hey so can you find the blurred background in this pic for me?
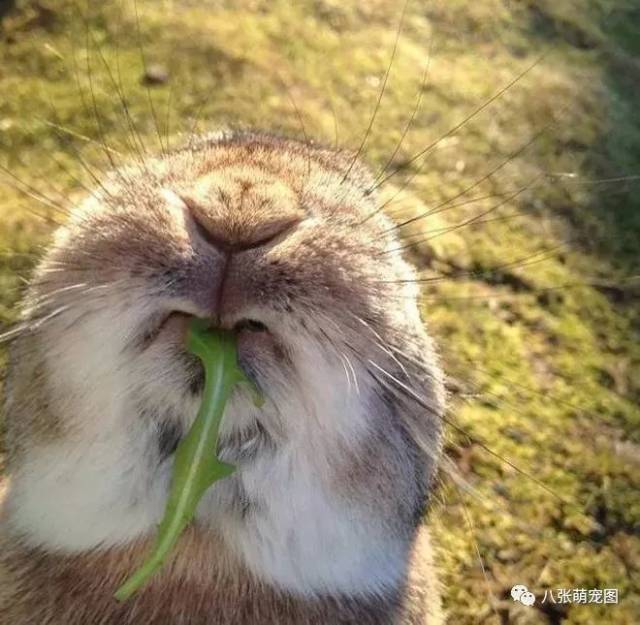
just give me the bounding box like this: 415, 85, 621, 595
0, 1, 638, 623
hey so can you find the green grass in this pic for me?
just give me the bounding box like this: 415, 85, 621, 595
1, 1, 639, 623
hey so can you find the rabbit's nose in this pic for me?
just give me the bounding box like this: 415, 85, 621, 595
181, 168, 304, 253
191, 209, 301, 254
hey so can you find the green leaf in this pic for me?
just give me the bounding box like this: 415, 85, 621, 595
114, 318, 261, 601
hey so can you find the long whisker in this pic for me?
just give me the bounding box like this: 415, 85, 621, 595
37, 108, 117, 202
133, 0, 166, 155
2, 305, 70, 341
383, 189, 522, 229
164, 72, 174, 153
0, 171, 71, 224
0, 324, 30, 345
276, 72, 312, 181
367, 360, 567, 502
0, 281, 122, 347
545, 172, 640, 185
384, 118, 560, 236
85, 11, 149, 168
39, 120, 122, 158
376, 241, 574, 286
370, 327, 639, 483
341, 0, 410, 183
327, 85, 340, 151
414, 275, 640, 301
370, 33, 436, 188
186, 98, 210, 147
79, 17, 121, 174
66, 14, 122, 173
451, 482, 500, 619
381, 177, 540, 256
367, 51, 549, 194
347, 312, 410, 379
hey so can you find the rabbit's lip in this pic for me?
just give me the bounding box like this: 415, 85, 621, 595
232, 318, 269, 334
135, 311, 191, 351
141, 311, 280, 382
235, 318, 281, 374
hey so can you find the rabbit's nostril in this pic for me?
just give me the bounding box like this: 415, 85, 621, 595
233, 319, 269, 334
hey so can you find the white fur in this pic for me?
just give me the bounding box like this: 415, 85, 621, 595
6, 302, 408, 597
7, 298, 177, 548
214, 331, 409, 596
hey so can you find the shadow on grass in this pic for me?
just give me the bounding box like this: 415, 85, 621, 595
529, 3, 640, 275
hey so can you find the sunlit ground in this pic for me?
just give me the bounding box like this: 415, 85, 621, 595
1, 1, 639, 623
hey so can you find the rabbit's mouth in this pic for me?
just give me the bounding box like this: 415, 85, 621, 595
139, 309, 288, 393
233, 317, 285, 382
138, 312, 274, 357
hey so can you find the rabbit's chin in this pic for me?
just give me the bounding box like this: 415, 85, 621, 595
195, 332, 413, 598
5, 308, 414, 598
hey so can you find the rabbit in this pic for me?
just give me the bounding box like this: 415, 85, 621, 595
0, 130, 445, 624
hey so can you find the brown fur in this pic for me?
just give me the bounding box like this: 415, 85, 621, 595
1, 131, 445, 624
0, 509, 442, 625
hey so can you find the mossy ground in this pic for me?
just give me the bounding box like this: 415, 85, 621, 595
1, 1, 638, 623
